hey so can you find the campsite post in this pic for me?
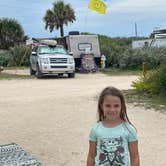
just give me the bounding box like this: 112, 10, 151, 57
142, 62, 147, 77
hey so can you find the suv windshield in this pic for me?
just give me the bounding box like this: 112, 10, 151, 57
39, 45, 67, 55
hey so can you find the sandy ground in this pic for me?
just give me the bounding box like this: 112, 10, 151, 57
0, 70, 166, 166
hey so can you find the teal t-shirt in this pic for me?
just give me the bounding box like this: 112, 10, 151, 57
89, 121, 138, 166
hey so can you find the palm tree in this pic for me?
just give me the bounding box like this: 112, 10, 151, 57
43, 0, 76, 37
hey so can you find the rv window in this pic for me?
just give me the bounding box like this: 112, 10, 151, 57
78, 43, 92, 51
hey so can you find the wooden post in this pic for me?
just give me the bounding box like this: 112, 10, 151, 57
0, 66, 4, 73
142, 62, 147, 77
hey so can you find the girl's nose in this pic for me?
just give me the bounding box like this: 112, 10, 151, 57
108, 107, 114, 112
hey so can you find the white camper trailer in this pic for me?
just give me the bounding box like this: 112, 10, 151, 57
56, 34, 101, 68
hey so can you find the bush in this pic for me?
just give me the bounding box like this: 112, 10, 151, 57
118, 47, 166, 70
8, 44, 31, 67
0, 50, 12, 67
98, 33, 166, 69
98, 35, 149, 68
132, 65, 166, 96
99, 35, 131, 67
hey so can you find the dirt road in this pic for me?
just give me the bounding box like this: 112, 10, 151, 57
0, 72, 165, 166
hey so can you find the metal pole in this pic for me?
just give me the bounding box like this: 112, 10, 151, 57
135, 22, 138, 37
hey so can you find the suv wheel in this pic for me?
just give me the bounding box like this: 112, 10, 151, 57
68, 72, 75, 78
58, 73, 63, 77
36, 64, 43, 79
30, 65, 36, 75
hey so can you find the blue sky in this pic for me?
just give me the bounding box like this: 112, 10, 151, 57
0, 0, 166, 38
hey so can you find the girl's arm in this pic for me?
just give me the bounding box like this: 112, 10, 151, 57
87, 141, 96, 166
129, 141, 140, 166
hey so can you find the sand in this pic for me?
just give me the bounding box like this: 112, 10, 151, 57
0, 70, 166, 166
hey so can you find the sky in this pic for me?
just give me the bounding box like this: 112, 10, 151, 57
0, 0, 166, 38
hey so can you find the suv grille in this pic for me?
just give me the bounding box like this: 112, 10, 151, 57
51, 66, 67, 68
50, 58, 67, 64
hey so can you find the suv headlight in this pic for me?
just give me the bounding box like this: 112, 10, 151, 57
40, 58, 49, 64
68, 58, 74, 64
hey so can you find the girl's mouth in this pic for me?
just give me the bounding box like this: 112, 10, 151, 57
107, 112, 117, 116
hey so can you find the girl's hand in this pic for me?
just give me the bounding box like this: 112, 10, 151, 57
87, 141, 96, 166
129, 141, 140, 166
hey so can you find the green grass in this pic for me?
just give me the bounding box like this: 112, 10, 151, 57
123, 89, 166, 114
100, 67, 141, 76
0, 73, 34, 80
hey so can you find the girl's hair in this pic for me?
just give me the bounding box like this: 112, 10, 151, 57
98, 86, 131, 123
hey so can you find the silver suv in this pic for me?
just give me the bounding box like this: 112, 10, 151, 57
30, 44, 75, 78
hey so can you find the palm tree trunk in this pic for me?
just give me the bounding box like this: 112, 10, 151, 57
60, 25, 64, 37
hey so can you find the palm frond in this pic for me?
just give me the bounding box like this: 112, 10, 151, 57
43, 0, 76, 36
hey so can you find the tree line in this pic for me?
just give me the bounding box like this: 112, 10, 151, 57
0, 0, 75, 50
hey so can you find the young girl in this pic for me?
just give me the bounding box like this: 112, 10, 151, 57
87, 87, 140, 166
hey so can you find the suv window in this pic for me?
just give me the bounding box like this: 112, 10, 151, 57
38, 45, 67, 55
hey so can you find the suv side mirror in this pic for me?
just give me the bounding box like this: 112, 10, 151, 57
69, 51, 73, 55
32, 51, 37, 56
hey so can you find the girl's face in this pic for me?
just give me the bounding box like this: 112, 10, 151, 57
102, 95, 122, 121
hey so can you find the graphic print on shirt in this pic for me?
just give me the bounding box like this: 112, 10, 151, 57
99, 137, 125, 165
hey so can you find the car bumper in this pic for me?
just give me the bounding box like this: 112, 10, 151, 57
40, 64, 75, 74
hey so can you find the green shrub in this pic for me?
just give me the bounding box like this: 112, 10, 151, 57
118, 47, 166, 70
132, 65, 166, 96
98, 35, 150, 68
9, 44, 31, 66
98, 34, 166, 69
157, 66, 166, 95
0, 50, 12, 67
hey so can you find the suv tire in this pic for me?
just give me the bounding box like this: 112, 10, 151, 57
30, 65, 36, 75
68, 72, 75, 78
58, 73, 63, 77
36, 64, 43, 79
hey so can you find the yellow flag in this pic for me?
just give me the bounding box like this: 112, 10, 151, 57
88, 0, 107, 14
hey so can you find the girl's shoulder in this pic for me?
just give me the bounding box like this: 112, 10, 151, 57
122, 121, 138, 141
91, 121, 102, 130
123, 121, 137, 132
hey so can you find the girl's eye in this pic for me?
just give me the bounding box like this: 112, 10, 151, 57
105, 104, 111, 107
104, 104, 120, 108
114, 104, 120, 108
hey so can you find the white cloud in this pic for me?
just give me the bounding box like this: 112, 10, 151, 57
108, 0, 166, 13
1, 0, 166, 37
